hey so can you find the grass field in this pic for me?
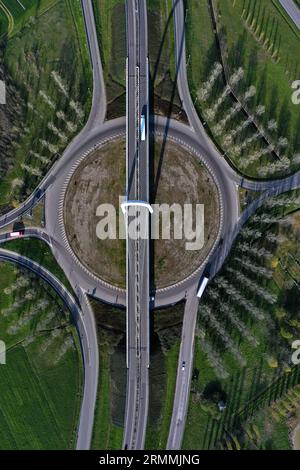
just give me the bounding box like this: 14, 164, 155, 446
0, 261, 82, 449
145, 341, 180, 449
0, 6, 8, 36
148, 0, 184, 120
0, 0, 92, 212
90, 299, 125, 450
90, 298, 184, 449
0, 0, 61, 35
148, 0, 175, 84
145, 303, 184, 449
183, 190, 300, 450
92, 0, 126, 119
3, 238, 73, 292
92, 0, 183, 120
91, 344, 124, 449
185, 0, 300, 178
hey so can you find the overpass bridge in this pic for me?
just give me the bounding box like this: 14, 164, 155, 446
122, 0, 150, 451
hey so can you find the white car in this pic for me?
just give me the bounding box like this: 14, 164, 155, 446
181, 361, 186, 371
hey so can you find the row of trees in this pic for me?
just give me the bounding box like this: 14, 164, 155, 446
0, 13, 88, 206
197, 58, 298, 176
1, 265, 72, 364
196, 191, 300, 378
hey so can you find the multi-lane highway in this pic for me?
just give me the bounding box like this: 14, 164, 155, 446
123, 0, 150, 450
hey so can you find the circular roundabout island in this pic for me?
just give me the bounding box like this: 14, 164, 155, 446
64, 136, 221, 289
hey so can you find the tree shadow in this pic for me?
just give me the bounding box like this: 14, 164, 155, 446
149, 0, 185, 291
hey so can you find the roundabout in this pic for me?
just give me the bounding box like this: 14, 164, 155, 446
40, 116, 235, 307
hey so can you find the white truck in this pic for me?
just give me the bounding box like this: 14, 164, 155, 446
140, 114, 146, 141
197, 276, 209, 299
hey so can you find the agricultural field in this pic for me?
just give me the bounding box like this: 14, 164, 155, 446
0, 260, 82, 449
0, 0, 60, 38
183, 189, 300, 450
0, 0, 92, 214
0, 7, 8, 37
185, 0, 300, 178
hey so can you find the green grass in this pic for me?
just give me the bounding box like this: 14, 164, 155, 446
183, 344, 300, 450
2, 238, 73, 293
92, 0, 126, 118
145, 303, 184, 449
0, 0, 60, 37
92, 0, 125, 85
145, 340, 180, 449
219, 0, 300, 139
92, 0, 181, 118
185, 0, 300, 178
186, 0, 219, 86
148, 0, 183, 118
0, 7, 8, 36
148, 0, 176, 83
0, 345, 81, 449
90, 299, 125, 450
183, 190, 300, 450
90, 299, 184, 450
247, 402, 291, 450
2, 0, 36, 25
91, 344, 123, 449
0, 261, 83, 449
0, 261, 65, 347
0, 0, 92, 210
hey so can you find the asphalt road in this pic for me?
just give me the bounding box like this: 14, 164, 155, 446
123, 0, 150, 450
167, 290, 199, 450
81, 0, 107, 126
279, 0, 300, 29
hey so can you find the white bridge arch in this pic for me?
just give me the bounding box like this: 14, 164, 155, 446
121, 200, 153, 214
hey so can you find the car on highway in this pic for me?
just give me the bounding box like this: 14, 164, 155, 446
9, 230, 25, 238
197, 276, 209, 299
140, 114, 146, 141
181, 361, 186, 371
